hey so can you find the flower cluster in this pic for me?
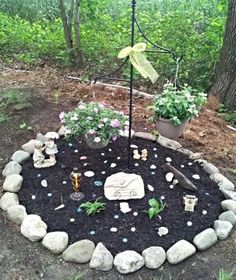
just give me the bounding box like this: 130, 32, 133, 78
60, 102, 129, 143
149, 82, 207, 125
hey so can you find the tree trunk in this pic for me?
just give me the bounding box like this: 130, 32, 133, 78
74, 0, 83, 66
59, 0, 73, 51
210, 0, 236, 109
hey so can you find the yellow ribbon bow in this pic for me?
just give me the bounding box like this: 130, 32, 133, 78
118, 42, 159, 84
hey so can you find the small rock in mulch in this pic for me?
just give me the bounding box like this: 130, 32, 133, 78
0, 192, 19, 211
22, 139, 36, 154
166, 239, 196, 264
214, 220, 233, 240
6, 205, 27, 225
221, 200, 236, 213
42, 231, 69, 254
193, 228, 217, 251
21, 214, 47, 242
11, 150, 30, 164
157, 136, 182, 150
3, 174, 23, 193
202, 162, 219, 175
2, 161, 22, 177
221, 189, 236, 201
114, 250, 144, 274
219, 210, 236, 226
142, 246, 166, 269
89, 242, 113, 271
62, 239, 95, 263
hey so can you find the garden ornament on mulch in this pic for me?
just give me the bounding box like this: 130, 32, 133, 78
183, 195, 198, 212
69, 167, 85, 201
118, 42, 159, 84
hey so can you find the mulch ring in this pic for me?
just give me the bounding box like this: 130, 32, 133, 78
18, 136, 224, 255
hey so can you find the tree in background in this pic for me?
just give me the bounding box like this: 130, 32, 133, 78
59, 0, 83, 65
210, 0, 236, 108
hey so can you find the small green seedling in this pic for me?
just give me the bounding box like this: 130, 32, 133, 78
80, 198, 106, 216
145, 198, 166, 220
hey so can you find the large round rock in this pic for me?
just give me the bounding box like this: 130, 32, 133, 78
89, 242, 113, 271
167, 240, 196, 264
62, 240, 95, 263
114, 250, 144, 274
193, 228, 217, 250
42, 232, 69, 254
142, 246, 166, 269
3, 174, 23, 193
0, 192, 19, 211
21, 214, 47, 242
7, 205, 27, 225
2, 161, 22, 177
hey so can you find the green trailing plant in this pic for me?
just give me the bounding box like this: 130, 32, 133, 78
80, 198, 106, 216
217, 268, 234, 280
149, 82, 207, 125
218, 104, 236, 125
145, 198, 166, 220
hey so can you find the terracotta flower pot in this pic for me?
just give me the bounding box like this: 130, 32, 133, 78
156, 118, 188, 139
83, 134, 110, 149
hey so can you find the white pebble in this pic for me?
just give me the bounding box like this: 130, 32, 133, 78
169, 184, 174, 189
188, 162, 193, 166
41, 179, 48, 188
74, 149, 78, 153
133, 212, 138, 216
202, 210, 207, 215
101, 153, 105, 156
173, 179, 179, 185
150, 165, 156, 170
117, 156, 121, 160
108, 148, 112, 152
153, 147, 157, 151
166, 172, 174, 182
62, 181, 67, 184
114, 215, 119, 219
158, 227, 168, 236
192, 174, 200, 180
104, 160, 108, 163
120, 202, 131, 213
181, 164, 185, 168
187, 221, 192, 226
131, 227, 136, 232
101, 171, 106, 175
80, 156, 87, 160
110, 227, 118, 232
84, 171, 94, 177
166, 157, 172, 162
70, 218, 75, 223
134, 163, 139, 167
110, 163, 116, 168
31, 195, 36, 200
154, 154, 158, 158
160, 196, 165, 200
130, 144, 138, 149
147, 184, 154, 191
83, 163, 87, 166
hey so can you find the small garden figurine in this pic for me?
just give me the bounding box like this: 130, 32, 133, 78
183, 195, 198, 212
33, 140, 45, 168
45, 132, 59, 163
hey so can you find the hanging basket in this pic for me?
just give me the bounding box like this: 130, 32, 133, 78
83, 134, 110, 149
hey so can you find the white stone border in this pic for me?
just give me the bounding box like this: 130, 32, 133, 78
0, 132, 235, 274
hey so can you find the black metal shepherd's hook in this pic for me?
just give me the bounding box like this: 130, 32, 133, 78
93, 0, 182, 171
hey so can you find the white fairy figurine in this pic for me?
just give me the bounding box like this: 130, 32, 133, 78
45, 132, 59, 162
33, 140, 45, 167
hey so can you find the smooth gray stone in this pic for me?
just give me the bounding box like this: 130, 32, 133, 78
221, 200, 236, 213
11, 150, 30, 164
6, 205, 27, 225
210, 173, 235, 191
114, 250, 144, 274
0, 192, 19, 211
62, 240, 95, 263
202, 162, 219, 175
167, 240, 196, 264
2, 161, 22, 177
142, 246, 166, 269
221, 189, 236, 201
89, 242, 113, 271
22, 139, 36, 154
214, 220, 233, 240
157, 136, 182, 150
193, 228, 217, 251
3, 174, 23, 193
42, 232, 69, 254
219, 210, 236, 226
134, 131, 157, 141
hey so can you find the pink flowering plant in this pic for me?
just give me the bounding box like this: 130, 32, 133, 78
60, 102, 129, 143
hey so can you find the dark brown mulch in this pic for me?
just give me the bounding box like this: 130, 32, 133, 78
18, 136, 224, 255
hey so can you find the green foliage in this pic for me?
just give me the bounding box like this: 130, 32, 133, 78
218, 104, 236, 124
73, 272, 85, 280
0, 0, 227, 89
80, 198, 106, 216
217, 268, 234, 280
0, 89, 31, 124
63, 102, 128, 142
149, 82, 207, 125
145, 198, 166, 220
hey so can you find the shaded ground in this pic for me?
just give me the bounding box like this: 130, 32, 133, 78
0, 66, 236, 280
